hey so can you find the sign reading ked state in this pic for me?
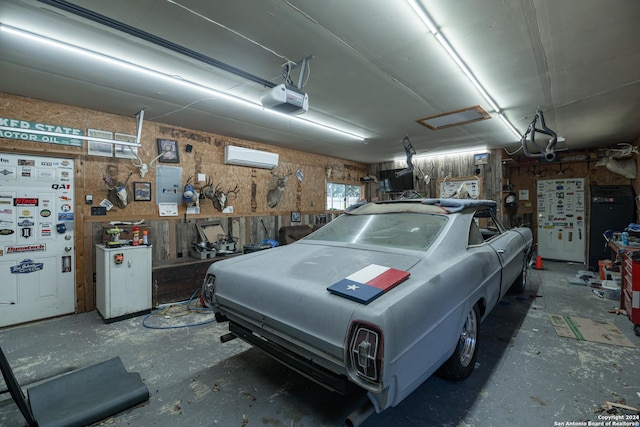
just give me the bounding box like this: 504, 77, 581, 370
0, 117, 83, 146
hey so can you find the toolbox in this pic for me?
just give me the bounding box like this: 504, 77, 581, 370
191, 221, 237, 259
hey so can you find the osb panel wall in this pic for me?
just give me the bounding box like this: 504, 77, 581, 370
1, 92, 365, 312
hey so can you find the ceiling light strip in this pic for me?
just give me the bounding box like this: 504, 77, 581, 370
0, 25, 365, 141
396, 145, 488, 161
406, 0, 439, 34
434, 34, 500, 113
406, 1, 522, 140
497, 113, 521, 139
35, 0, 276, 88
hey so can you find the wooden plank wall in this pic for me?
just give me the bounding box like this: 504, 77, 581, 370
505, 151, 638, 242
365, 149, 501, 204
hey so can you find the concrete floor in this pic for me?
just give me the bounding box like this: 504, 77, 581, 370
1, 261, 639, 427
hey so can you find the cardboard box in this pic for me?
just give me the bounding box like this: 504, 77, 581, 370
548, 314, 634, 348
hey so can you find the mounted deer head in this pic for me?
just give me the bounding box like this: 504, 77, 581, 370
213, 184, 240, 212
267, 167, 292, 208
596, 155, 637, 179
103, 169, 133, 209
129, 147, 165, 179
595, 143, 639, 179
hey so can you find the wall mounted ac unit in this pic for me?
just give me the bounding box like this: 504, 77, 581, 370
224, 145, 279, 169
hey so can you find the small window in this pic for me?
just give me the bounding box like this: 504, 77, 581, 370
474, 208, 503, 241
326, 182, 362, 210
468, 220, 484, 246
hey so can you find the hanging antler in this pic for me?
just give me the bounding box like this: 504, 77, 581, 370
201, 178, 215, 204
129, 147, 165, 179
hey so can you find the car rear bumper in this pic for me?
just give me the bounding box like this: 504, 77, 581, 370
228, 321, 352, 395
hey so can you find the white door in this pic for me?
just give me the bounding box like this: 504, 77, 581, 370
0, 153, 75, 327
536, 178, 586, 263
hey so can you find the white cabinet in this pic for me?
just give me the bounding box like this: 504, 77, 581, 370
96, 244, 152, 322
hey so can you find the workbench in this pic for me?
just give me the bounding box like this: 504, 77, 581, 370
152, 253, 240, 306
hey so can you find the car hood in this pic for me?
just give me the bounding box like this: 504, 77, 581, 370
212, 241, 422, 362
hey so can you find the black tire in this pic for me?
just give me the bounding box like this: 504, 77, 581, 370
509, 266, 527, 294
437, 304, 480, 381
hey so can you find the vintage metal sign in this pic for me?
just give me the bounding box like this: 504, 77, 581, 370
0, 118, 83, 146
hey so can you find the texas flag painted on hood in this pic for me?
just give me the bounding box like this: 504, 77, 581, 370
327, 264, 410, 304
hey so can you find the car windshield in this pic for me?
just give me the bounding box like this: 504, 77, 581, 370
306, 213, 448, 251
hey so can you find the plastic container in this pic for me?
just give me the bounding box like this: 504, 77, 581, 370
601, 280, 621, 300
142, 230, 148, 245
243, 243, 271, 253
132, 226, 140, 246
598, 259, 612, 280
621, 231, 629, 246
576, 270, 595, 279
567, 277, 587, 286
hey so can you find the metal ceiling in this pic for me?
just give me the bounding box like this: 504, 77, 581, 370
1, 0, 639, 164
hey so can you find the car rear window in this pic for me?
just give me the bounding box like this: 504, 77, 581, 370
306, 213, 448, 251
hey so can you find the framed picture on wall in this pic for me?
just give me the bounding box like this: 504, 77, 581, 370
133, 182, 152, 201
87, 129, 113, 157
157, 139, 180, 163
291, 211, 301, 223
114, 133, 138, 159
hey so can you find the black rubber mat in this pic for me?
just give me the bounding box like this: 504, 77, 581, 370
26, 357, 149, 427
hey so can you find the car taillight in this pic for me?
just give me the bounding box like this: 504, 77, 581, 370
348, 322, 383, 382
201, 274, 216, 307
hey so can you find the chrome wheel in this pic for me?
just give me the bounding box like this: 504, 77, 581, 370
201, 275, 216, 307
459, 307, 478, 368
437, 304, 481, 381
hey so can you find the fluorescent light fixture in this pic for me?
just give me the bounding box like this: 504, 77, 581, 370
405, 0, 439, 34
0, 24, 365, 142
406, 1, 521, 140
433, 33, 501, 114
394, 146, 488, 162
497, 112, 523, 140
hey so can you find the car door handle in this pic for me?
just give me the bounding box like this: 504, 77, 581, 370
496, 249, 505, 254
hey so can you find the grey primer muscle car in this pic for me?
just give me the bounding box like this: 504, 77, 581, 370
202, 199, 533, 422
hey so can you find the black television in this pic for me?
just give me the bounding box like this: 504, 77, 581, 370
379, 169, 414, 193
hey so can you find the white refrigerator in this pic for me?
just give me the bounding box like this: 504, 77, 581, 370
536, 178, 586, 263
96, 244, 152, 322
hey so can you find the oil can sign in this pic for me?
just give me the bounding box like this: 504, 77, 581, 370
10, 258, 44, 274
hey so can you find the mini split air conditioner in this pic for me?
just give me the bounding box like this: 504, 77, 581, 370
260, 84, 309, 114
224, 145, 279, 169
